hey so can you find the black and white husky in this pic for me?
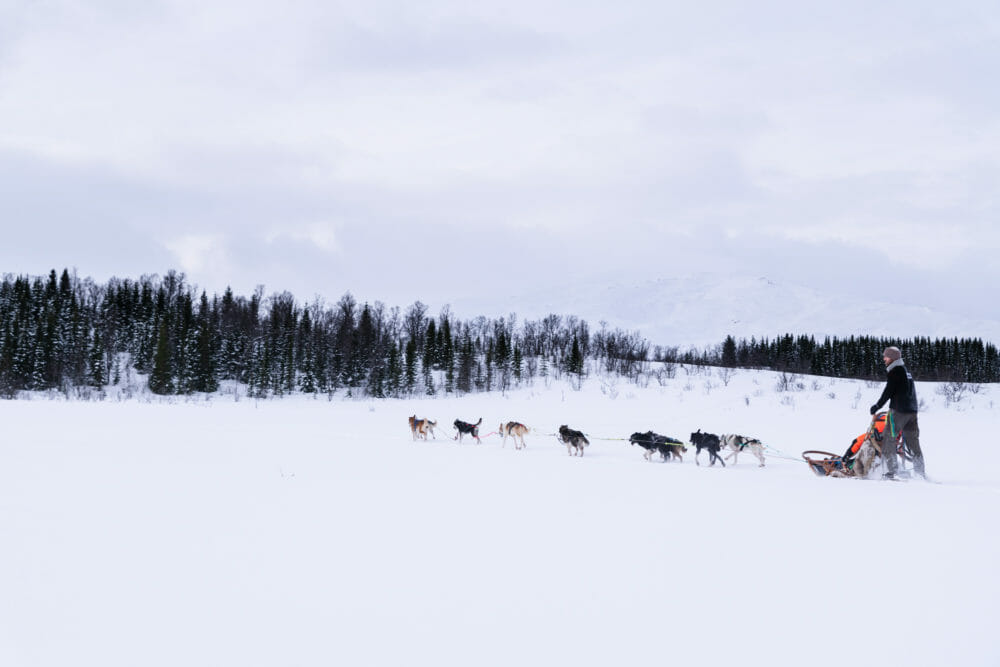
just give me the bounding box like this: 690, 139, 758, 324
453, 418, 482, 444
720, 434, 765, 467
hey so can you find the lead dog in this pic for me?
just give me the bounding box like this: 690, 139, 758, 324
453, 418, 482, 444
721, 434, 766, 467
690, 429, 725, 467
499, 421, 529, 450
558, 425, 589, 456
628, 431, 687, 462
409, 415, 437, 441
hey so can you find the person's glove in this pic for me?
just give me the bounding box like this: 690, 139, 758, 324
870, 404, 878, 415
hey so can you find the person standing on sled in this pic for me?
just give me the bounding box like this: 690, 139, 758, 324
870, 346, 926, 480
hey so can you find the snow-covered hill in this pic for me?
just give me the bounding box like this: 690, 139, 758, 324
448, 272, 1000, 349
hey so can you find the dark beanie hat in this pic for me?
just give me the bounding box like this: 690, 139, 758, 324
883, 346, 901, 361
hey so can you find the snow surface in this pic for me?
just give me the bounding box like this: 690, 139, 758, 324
2, 369, 999, 667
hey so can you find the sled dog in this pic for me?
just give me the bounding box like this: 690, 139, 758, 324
558, 425, 590, 457
409, 415, 437, 441
690, 430, 725, 466
721, 434, 765, 467
500, 421, 529, 450
453, 418, 483, 444
629, 431, 686, 462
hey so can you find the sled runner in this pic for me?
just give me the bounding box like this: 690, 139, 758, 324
802, 450, 852, 477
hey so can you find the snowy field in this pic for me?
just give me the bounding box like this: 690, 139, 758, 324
2, 368, 999, 667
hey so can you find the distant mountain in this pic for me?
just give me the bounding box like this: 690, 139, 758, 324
447, 273, 1000, 349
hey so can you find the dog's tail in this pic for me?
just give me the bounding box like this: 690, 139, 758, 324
475, 417, 482, 426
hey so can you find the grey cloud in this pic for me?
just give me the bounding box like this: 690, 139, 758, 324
308, 17, 563, 74
1, 0, 997, 328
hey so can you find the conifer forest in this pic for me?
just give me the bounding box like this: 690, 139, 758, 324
1, 269, 996, 399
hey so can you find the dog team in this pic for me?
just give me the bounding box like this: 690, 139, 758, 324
409, 415, 530, 450
408, 415, 765, 466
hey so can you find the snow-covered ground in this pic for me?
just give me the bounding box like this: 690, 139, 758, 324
2, 368, 998, 667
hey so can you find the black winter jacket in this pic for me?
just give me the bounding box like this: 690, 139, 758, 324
874, 360, 919, 413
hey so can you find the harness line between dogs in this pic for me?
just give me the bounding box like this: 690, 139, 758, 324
435, 421, 801, 463
761, 444, 802, 462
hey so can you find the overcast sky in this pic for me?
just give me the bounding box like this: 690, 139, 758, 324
1, 0, 997, 321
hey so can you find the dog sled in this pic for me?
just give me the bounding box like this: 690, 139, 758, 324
802, 412, 915, 479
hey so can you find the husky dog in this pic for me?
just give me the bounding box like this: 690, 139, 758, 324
851, 435, 881, 479
409, 415, 437, 441
558, 425, 590, 457
453, 418, 483, 444
721, 434, 766, 467
499, 421, 529, 450
690, 430, 725, 467
629, 431, 687, 462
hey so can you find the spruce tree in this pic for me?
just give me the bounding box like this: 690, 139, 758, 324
387, 342, 403, 397
192, 292, 219, 393
568, 335, 584, 377
512, 344, 523, 384
88, 328, 106, 388
424, 320, 437, 370
721, 335, 737, 367
457, 333, 474, 394
148, 322, 174, 394
404, 339, 417, 394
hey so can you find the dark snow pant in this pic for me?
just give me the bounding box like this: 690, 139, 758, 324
886, 410, 925, 477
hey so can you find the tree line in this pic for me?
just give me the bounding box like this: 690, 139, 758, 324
1, 269, 996, 399
697, 333, 999, 383
0, 270, 640, 398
